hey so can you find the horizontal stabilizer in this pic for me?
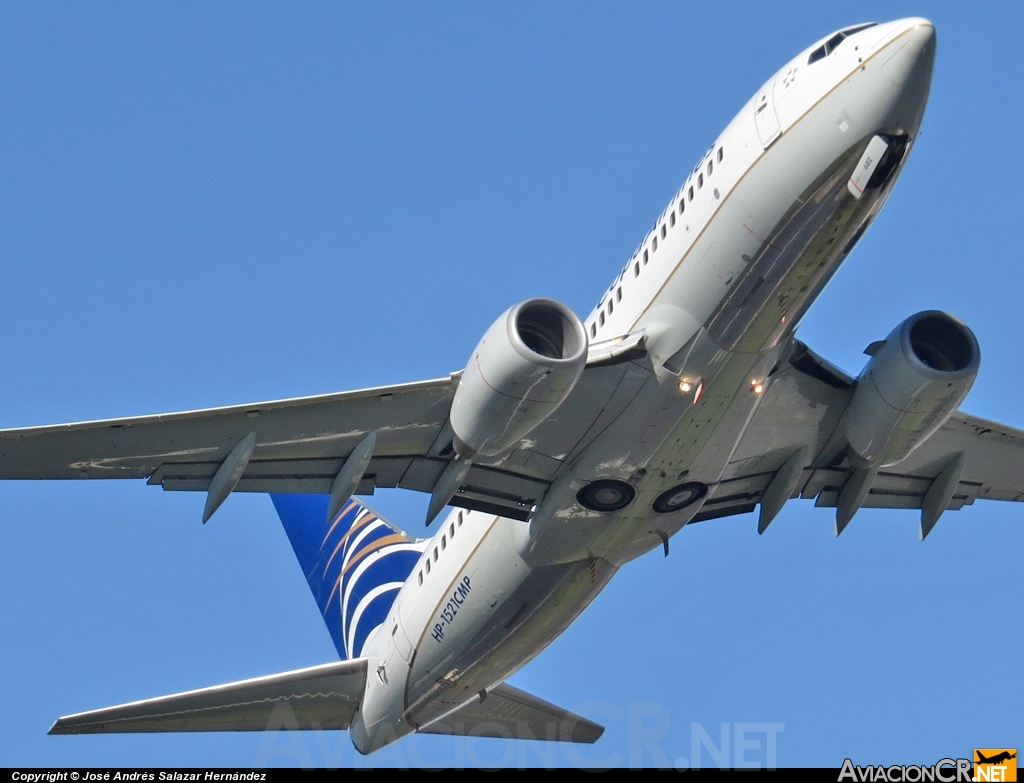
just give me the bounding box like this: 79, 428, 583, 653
49, 659, 367, 734
419, 683, 604, 744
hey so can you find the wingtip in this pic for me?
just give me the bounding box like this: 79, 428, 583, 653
588, 722, 606, 743
47, 715, 88, 735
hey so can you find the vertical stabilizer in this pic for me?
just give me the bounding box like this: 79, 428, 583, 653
271, 494, 426, 659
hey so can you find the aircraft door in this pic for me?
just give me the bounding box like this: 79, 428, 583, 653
391, 596, 415, 664
754, 73, 781, 148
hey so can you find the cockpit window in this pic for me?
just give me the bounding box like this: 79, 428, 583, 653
808, 33, 846, 64
807, 23, 876, 65
842, 22, 878, 36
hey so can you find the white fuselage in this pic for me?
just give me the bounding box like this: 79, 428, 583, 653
350, 18, 936, 753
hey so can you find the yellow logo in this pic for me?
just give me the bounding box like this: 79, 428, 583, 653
975, 749, 1017, 782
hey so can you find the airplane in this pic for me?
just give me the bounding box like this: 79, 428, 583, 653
7, 15, 1019, 756
976, 751, 1016, 765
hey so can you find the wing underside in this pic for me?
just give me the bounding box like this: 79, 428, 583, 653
697, 342, 1024, 527
0, 376, 550, 520
0, 354, 643, 521
1, 337, 1022, 529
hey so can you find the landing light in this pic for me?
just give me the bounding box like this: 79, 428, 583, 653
751, 379, 765, 395
679, 380, 692, 393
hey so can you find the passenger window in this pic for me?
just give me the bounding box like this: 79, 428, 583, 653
418, 571, 423, 585
643, 249, 649, 264
660, 225, 667, 239
634, 262, 640, 277
441, 535, 446, 550
688, 186, 694, 201
670, 211, 676, 227
698, 173, 703, 189
652, 236, 658, 252
616, 287, 622, 302
680, 199, 685, 214
433, 547, 438, 562
717, 147, 723, 163
426, 559, 431, 574
450, 523, 455, 538
591, 322, 597, 338
607, 299, 613, 314
458, 512, 463, 526
707, 161, 713, 176
599, 311, 605, 326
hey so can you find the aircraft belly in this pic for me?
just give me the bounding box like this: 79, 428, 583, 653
652, 49, 921, 341
403, 556, 616, 729
703, 136, 902, 354
527, 66, 924, 568
581, 346, 786, 565
401, 517, 531, 712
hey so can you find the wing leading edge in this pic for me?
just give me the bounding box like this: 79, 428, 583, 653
0, 349, 654, 522
0, 375, 551, 520
4, 336, 1022, 533
0, 377, 455, 483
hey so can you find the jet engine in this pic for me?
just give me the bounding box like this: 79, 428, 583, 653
450, 298, 588, 458
841, 310, 979, 467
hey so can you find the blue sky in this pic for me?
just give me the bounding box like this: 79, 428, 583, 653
0, 1, 1021, 769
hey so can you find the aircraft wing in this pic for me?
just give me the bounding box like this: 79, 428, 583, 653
5, 332, 1018, 532
0, 354, 643, 521
0, 377, 456, 489
48, 659, 367, 733
696, 341, 1024, 531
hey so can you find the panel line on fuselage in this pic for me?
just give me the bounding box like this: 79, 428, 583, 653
619, 24, 924, 336
402, 513, 501, 722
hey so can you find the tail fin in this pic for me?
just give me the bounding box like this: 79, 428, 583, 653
271, 494, 426, 660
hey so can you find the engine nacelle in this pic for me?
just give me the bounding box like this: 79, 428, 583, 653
842, 311, 980, 467
451, 298, 588, 458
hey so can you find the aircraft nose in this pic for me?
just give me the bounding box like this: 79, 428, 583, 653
878, 19, 936, 89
